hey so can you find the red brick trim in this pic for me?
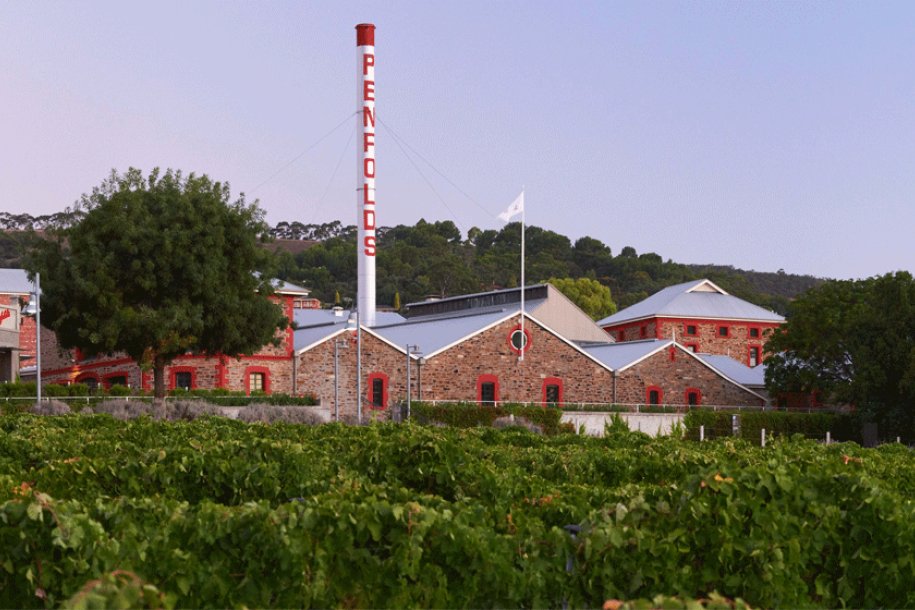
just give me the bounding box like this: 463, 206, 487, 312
366, 372, 388, 409
508, 324, 532, 354
244, 366, 271, 395
170, 366, 197, 390
685, 387, 702, 406
646, 385, 663, 405
541, 377, 563, 407
477, 374, 499, 405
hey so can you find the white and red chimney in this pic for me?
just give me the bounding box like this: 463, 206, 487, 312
356, 23, 377, 327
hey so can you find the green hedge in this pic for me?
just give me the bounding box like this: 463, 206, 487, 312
684, 409, 864, 443
411, 401, 563, 434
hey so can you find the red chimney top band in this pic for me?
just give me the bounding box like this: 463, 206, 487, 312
356, 23, 375, 46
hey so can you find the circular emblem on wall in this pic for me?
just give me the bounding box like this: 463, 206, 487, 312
508, 324, 531, 354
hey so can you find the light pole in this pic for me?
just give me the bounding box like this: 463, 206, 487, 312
405, 344, 421, 421
22, 273, 41, 403
333, 336, 350, 422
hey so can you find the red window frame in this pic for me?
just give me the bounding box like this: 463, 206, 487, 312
366, 372, 388, 409
477, 374, 499, 406
169, 367, 197, 391
646, 385, 663, 405
685, 387, 702, 406
717, 325, 730, 338
507, 324, 532, 355
748, 326, 761, 339
684, 323, 698, 336
102, 372, 129, 390
542, 377, 563, 407
748, 346, 761, 367
244, 366, 271, 395
684, 342, 700, 353
75, 373, 100, 391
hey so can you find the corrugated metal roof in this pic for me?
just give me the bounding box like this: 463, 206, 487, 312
293, 324, 348, 352
580, 339, 670, 371
293, 308, 405, 329
371, 309, 514, 357
270, 278, 310, 296
597, 279, 784, 325
695, 353, 767, 387
0, 268, 34, 295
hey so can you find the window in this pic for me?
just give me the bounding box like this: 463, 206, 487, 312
542, 377, 563, 407
749, 327, 760, 339
105, 375, 127, 389
686, 388, 701, 406
477, 374, 499, 406
174, 371, 192, 390
366, 372, 388, 408
244, 366, 271, 395
646, 386, 662, 405
685, 324, 697, 336
718, 326, 730, 337
76, 374, 99, 392
249, 372, 265, 392
749, 346, 761, 367
640, 325, 647, 338
508, 325, 531, 354
685, 343, 699, 353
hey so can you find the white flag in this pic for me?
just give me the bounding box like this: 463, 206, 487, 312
497, 191, 524, 222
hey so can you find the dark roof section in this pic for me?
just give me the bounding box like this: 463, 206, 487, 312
404, 284, 549, 319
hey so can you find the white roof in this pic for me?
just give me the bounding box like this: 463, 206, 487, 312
271, 278, 310, 296
695, 353, 767, 387
293, 308, 405, 329
0, 268, 34, 295
371, 309, 513, 358
580, 339, 673, 371
598, 279, 784, 326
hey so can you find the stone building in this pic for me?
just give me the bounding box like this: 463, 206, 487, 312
597, 279, 784, 367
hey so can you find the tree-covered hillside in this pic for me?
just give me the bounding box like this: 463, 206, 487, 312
269, 219, 822, 315
3, 213, 822, 315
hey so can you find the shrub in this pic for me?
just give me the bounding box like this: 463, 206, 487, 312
29, 400, 72, 416
43, 384, 70, 397
492, 415, 542, 435
237, 404, 327, 425
107, 384, 132, 397
411, 402, 562, 435
166, 400, 224, 421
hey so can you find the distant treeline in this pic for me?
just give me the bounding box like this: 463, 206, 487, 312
1, 214, 822, 314
269, 219, 823, 314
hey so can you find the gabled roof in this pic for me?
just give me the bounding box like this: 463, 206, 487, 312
597, 279, 784, 326
294, 325, 348, 353
580, 339, 673, 371
694, 353, 767, 387
270, 278, 310, 296
0, 268, 34, 295
371, 309, 514, 358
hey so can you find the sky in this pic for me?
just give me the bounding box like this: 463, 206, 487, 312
1, 1, 913, 280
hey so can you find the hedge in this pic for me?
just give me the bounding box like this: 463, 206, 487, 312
684, 409, 864, 443
410, 401, 563, 434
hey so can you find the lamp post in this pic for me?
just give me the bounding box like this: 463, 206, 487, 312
333, 336, 350, 422
22, 273, 41, 403
405, 344, 421, 421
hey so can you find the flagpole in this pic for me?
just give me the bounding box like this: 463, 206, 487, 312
519, 187, 525, 363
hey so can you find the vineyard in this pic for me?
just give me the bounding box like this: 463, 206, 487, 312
2, 414, 914, 608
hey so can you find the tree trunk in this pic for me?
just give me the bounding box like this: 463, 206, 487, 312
153, 358, 167, 419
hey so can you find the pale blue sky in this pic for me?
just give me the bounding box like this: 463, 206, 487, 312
2, 1, 913, 279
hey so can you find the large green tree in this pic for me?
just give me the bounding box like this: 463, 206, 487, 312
765, 272, 915, 434
547, 277, 617, 320
26, 168, 286, 399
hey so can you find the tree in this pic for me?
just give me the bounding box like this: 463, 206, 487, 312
765, 272, 915, 435
547, 277, 617, 320
26, 168, 287, 400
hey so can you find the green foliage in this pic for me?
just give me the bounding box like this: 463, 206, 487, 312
411, 401, 562, 434
548, 276, 617, 319
25, 168, 287, 398
1, 417, 915, 607
766, 272, 915, 436
683, 409, 865, 443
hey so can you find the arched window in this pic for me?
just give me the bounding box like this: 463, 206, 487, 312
477, 374, 499, 406
542, 377, 563, 407
75, 373, 99, 393
646, 386, 663, 405
366, 372, 388, 409
103, 373, 128, 389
